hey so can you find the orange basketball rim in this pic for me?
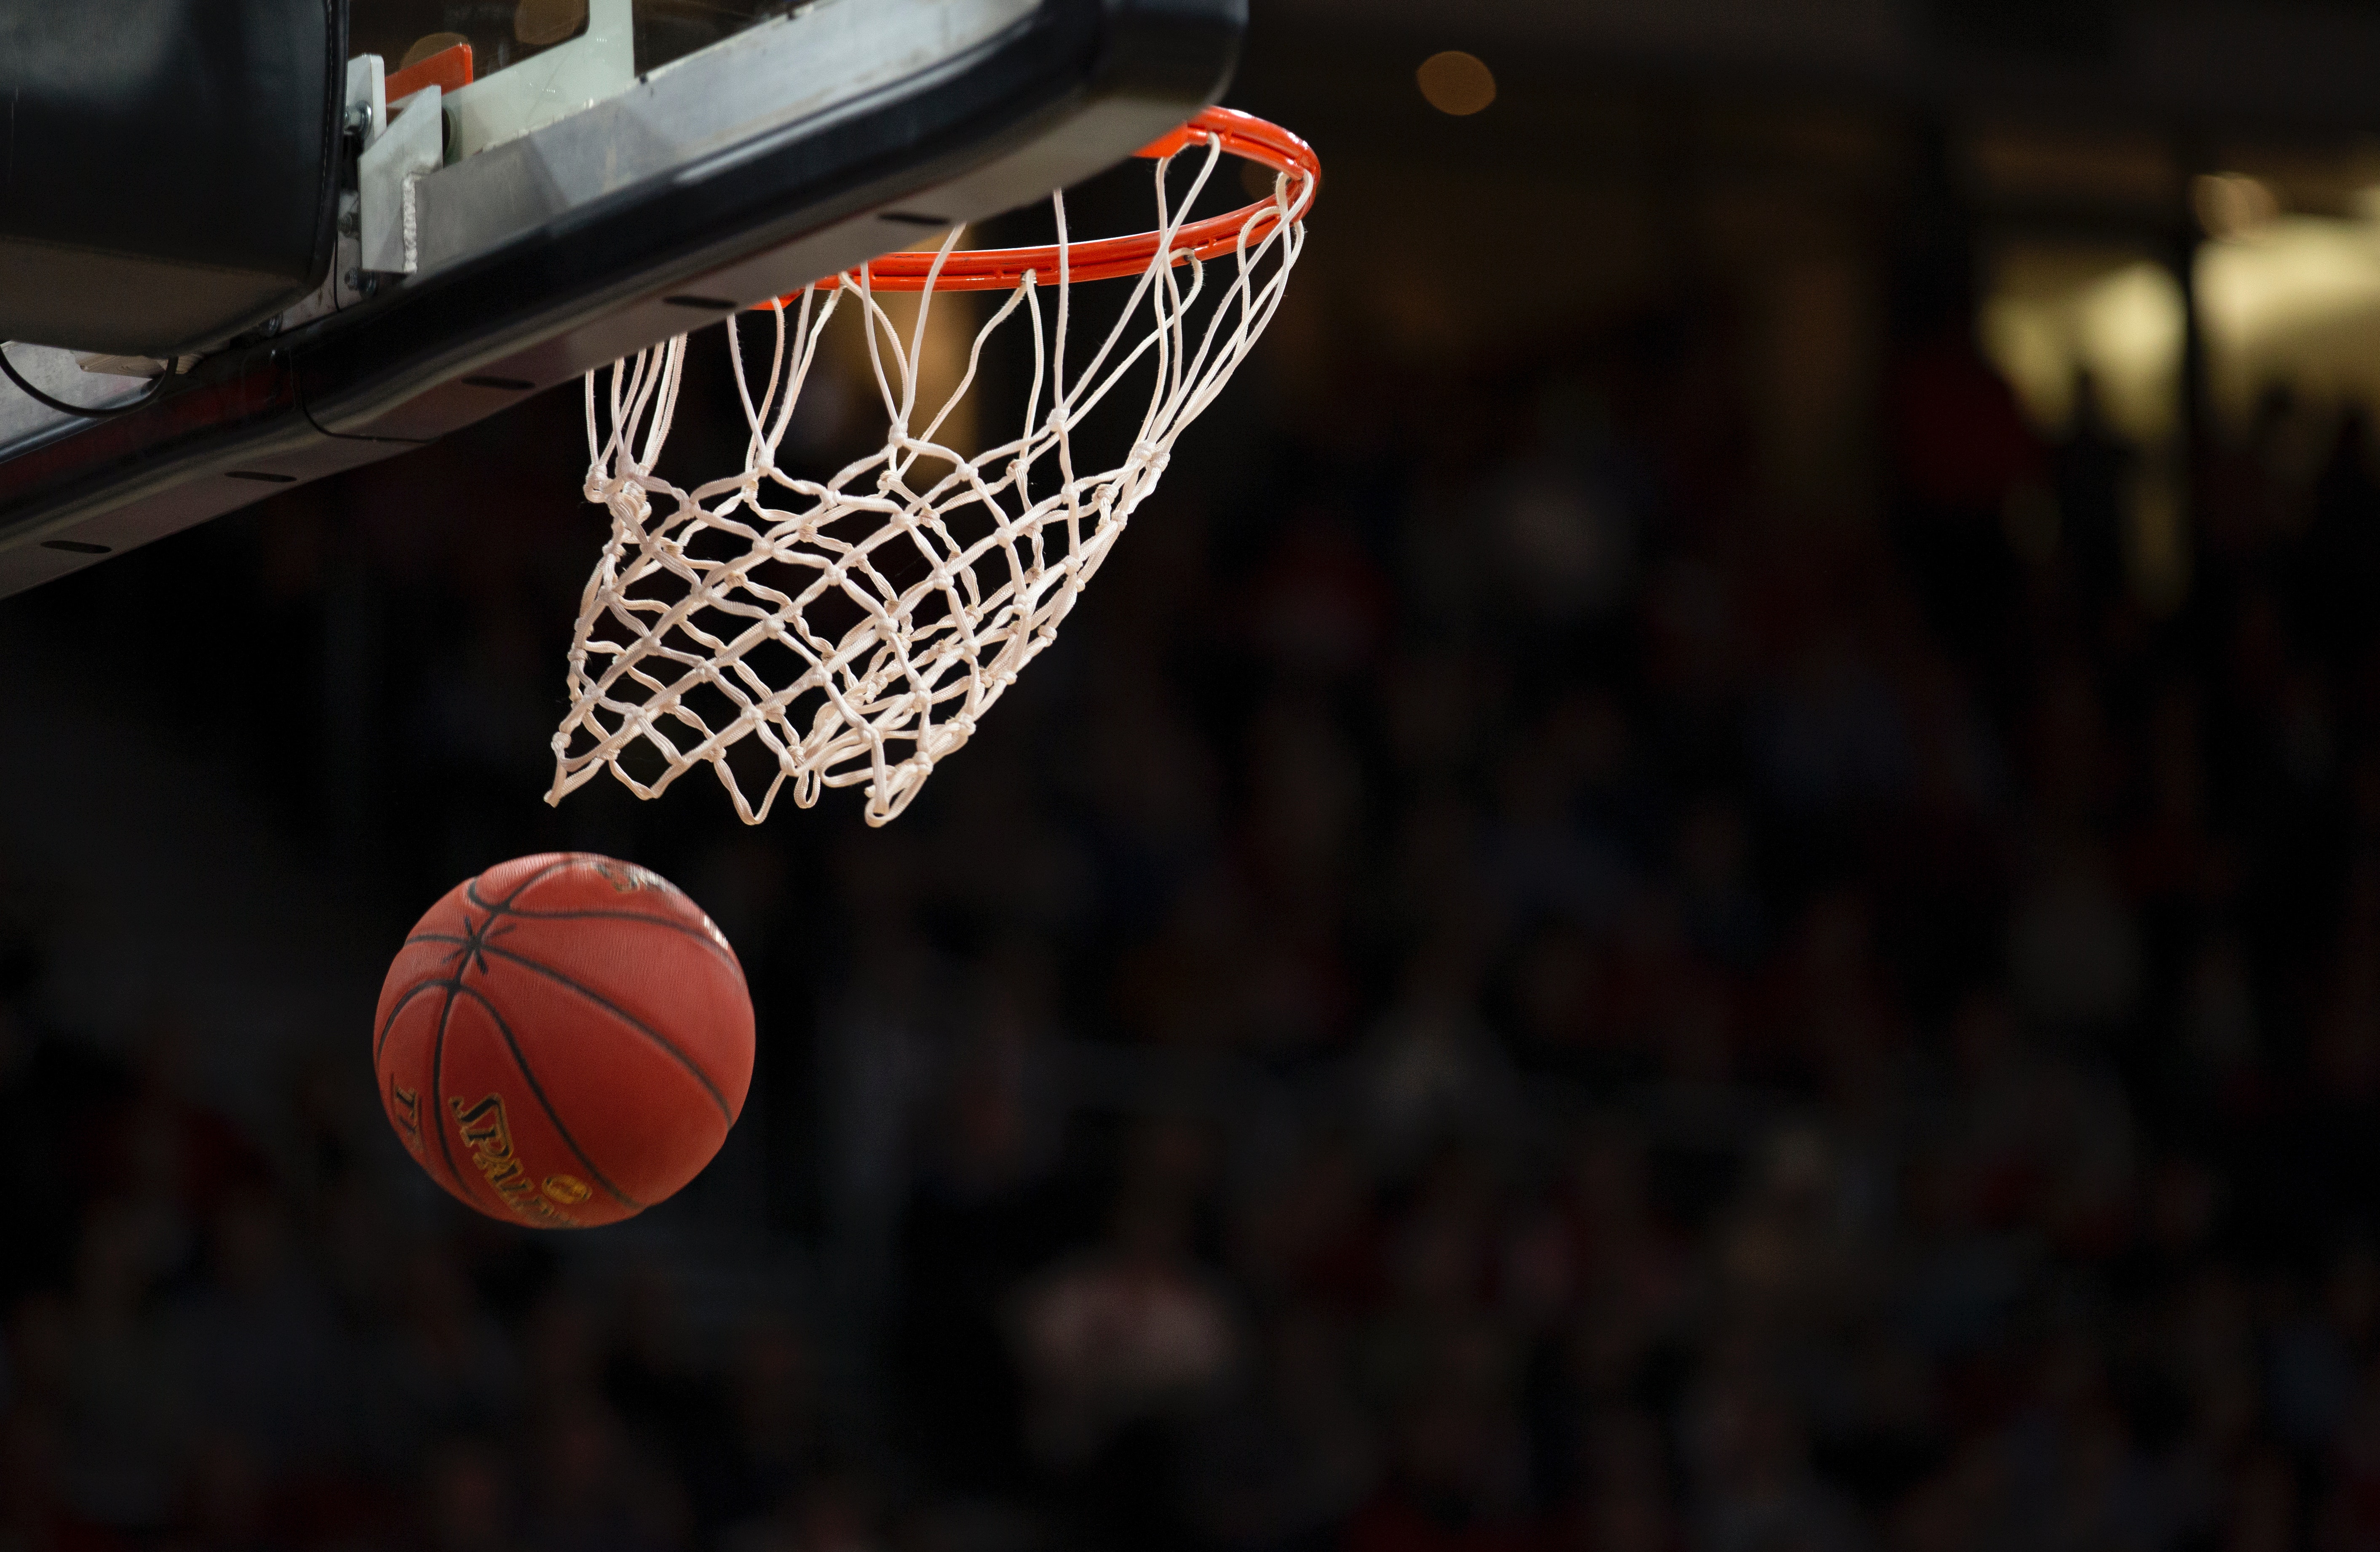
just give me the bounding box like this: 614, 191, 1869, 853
800, 105, 1321, 297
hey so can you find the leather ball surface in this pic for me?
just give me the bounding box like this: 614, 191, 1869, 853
373, 853, 754, 1228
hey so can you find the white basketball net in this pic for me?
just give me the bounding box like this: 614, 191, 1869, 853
547, 135, 1308, 825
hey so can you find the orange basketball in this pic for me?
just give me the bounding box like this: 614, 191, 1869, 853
373, 853, 755, 1229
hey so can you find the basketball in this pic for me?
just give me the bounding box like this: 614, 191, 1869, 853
373, 853, 754, 1229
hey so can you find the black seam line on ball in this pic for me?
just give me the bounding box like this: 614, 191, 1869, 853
450, 983, 641, 1210
466, 892, 725, 944
429, 983, 467, 1198
472, 942, 733, 1122
449, 912, 495, 975
374, 976, 449, 1066
463, 867, 738, 971
470, 906, 739, 968
465, 874, 731, 952
480, 857, 580, 914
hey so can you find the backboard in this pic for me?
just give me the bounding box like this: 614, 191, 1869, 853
0, 0, 1245, 597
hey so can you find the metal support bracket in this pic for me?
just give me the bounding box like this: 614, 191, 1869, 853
445, 0, 635, 159
345, 53, 388, 147
360, 88, 445, 276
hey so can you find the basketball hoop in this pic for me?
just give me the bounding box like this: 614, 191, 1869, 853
548, 106, 1319, 825
857, 109, 1318, 291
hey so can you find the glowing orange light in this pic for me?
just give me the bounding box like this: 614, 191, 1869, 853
1417, 51, 1496, 117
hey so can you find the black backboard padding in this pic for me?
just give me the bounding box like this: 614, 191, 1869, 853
0, 0, 346, 356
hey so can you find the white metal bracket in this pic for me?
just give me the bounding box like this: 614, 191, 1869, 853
360, 87, 445, 276
345, 53, 388, 147
445, 0, 636, 159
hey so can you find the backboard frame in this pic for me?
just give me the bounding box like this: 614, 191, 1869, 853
0, 0, 1245, 597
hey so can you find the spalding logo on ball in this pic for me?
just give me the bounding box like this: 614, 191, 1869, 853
374, 853, 755, 1229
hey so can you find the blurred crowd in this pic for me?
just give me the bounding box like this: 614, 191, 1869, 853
10, 200, 2380, 1552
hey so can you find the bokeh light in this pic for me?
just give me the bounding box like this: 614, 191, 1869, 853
2194, 172, 2281, 239
1416, 50, 1497, 117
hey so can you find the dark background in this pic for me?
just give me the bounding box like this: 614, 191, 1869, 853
11, 2, 2380, 1548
